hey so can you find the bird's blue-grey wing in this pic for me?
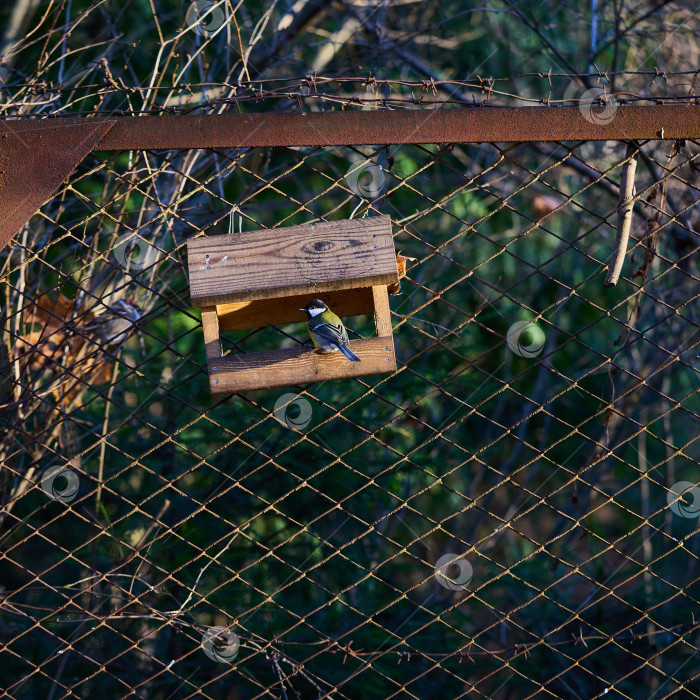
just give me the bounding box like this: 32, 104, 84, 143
312, 321, 348, 347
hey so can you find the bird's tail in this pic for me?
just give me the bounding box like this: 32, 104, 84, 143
338, 344, 361, 362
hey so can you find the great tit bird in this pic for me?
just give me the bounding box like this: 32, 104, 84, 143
300, 299, 361, 362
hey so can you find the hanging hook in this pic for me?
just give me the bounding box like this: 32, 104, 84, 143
228, 207, 235, 235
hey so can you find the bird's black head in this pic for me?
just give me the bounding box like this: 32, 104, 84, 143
300, 299, 328, 317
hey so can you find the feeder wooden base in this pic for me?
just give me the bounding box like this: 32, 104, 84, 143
208, 336, 396, 393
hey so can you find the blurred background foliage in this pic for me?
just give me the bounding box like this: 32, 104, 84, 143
0, 0, 699, 697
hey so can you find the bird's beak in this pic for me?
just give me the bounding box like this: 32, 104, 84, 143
299, 308, 306, 312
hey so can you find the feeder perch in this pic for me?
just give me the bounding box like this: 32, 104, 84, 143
186, 215, 399, 394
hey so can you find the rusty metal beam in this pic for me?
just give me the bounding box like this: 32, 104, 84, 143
0, 106, 698, 251
0, 118, 115, 251
93, 106, 699, 150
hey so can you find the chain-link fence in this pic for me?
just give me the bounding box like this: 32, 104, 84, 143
1, 112, 699, 699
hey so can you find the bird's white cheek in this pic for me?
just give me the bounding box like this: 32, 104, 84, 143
308, 308, 324, 317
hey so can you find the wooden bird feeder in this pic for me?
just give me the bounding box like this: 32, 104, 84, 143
186, 215, 399, 393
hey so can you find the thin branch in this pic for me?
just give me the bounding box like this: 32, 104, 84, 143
605, 141, 639, 287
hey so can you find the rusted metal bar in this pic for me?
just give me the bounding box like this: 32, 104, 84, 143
4, 106, 692, 152
0, 118, 115, 252
93, 106, 699, 149
0, 106, 698, 251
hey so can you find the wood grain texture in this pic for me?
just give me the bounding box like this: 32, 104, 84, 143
208, 336, 396, 393
217, 287, 375, 331
372, 286, 392, 337
187, 215, 398, 306
200, 306, 222, 360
